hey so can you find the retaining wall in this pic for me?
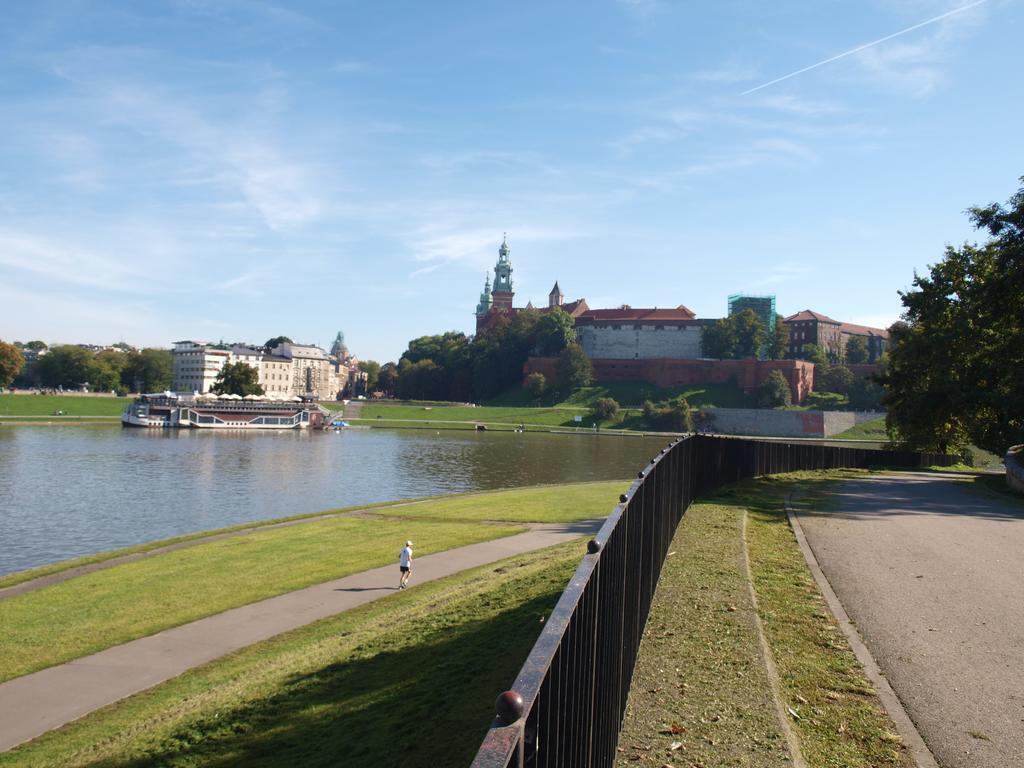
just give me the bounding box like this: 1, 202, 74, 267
697, 407, 882, 438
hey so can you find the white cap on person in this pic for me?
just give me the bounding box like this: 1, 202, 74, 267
406, 540, 413, 547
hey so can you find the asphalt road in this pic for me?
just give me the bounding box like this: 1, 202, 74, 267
797, 473, 1024, 768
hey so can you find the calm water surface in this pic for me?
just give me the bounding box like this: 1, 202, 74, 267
0, 426, 665, 576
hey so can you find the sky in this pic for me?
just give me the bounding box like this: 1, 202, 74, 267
0, 0, 1020, 362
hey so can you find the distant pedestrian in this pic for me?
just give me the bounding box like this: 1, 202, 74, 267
398, 540, 413, 589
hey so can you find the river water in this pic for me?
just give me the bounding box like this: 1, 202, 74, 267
0, 426, 666, 577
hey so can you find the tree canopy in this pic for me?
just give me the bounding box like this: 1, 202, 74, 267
756, 370, 792, 408
845, 336, 868, 364
359, 360, 381, 393
768, 317, 789, 360
701, 310, 766, 359
211, 362, 264, 397
0, 341, 25, 389
882, 179, 1024, 454
556, 343, 593, 396
123, 349, 173, 392
264, 336, 292, 350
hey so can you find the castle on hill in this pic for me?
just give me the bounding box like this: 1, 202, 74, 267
474, 236, 589, 333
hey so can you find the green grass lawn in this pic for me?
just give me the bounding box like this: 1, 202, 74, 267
617, 472, 916, 767
0, 481, 625, 683
833, 416, 889, 440
350, 380, 748, 432
0, 394, 125, 418
0, 543, 582, 768
487, 380, 749, 409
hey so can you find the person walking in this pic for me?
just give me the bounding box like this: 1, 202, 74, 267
398, 540, 413, 589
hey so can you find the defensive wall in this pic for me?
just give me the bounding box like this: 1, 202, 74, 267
695, 407, 883, 438
575, 322, 709, 361
524, 356, 815, 403
1006, 446, 1024, 495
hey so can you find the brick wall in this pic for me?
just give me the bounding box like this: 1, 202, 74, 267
524, 356, 815, 404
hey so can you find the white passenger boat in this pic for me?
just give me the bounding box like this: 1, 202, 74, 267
121, 393, 329, 429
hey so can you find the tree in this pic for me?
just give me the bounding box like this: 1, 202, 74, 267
768, 317, 789, 360
359, 360, 381, 393
805, 391, 847, 410
801, 343, 829, 368
91, 349, 129, 392
642, 396, 693, 431
377, 363, 399, 397
845, 336, 869, 364
122, 348, 173, 392
701, 317, 738, 359
211, 362, 264, 396
733, 309, 766, 358
556, 343, 592, 396
534, 308, 576, 356
23, 340, 47, 351
35, 345, 94, 389
701, 310, 766, 359
848, 377, 884, 411
591, 397, 620, 422
882, 179, 1024, 454
525, 372, 547, 400
264, 336, 292, 350
756, 370, 792, 408
821, 365, 855, 395
0, 341, 25, 389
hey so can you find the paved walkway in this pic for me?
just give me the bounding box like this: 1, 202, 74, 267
796, 473, 1024, 768
0, 520, 600, 752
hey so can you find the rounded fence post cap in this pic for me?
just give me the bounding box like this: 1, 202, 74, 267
587, 538, 601, 554
619, 493, 628, 503
495, 690, 524, 724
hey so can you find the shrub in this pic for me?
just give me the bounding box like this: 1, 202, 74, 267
756, 370, 792, 408
804, 391, 848, 410
524, 372, 547, 399
640, 396, 693, 432
591, 397, 620, 422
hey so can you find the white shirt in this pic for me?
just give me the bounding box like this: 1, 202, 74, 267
399, 546, 413, 568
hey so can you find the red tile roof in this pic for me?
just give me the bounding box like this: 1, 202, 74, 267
783, 309, 840, 324
578, 305, 696, 322
840, 322, 890, 339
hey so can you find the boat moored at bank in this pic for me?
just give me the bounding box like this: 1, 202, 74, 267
122, 393, 331, 429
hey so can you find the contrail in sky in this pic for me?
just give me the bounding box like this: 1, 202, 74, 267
741, 0, 989, 95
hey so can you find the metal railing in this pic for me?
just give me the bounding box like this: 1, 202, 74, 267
471, 435, 952, 768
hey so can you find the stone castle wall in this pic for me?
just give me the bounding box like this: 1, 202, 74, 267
576, 324, 705, 360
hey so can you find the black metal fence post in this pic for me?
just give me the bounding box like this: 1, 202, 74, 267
470, 436, 953, 768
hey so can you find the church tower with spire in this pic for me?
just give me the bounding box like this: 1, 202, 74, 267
475, 273, 493, 319
490, 235, 514, 312
548, 281, 564, 308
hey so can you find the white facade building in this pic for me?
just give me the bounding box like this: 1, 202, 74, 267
172, 340, 350, 400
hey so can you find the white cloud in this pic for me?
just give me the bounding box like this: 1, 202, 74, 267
48, 49, 328, 231
0, 230, 147, 291
407, 219, 582, 274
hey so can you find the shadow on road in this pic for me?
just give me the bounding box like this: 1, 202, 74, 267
801, 474, 1024, 522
